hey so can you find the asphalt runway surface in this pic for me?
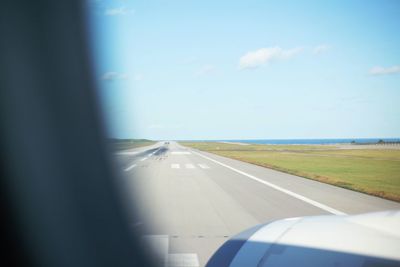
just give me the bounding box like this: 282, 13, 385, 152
114, 141, 400, 267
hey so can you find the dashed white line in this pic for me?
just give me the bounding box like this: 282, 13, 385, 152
124, 164, 137, 172
115, 151, 140, 156
167, 253, 199, 267
198, 164, 210, 169
151, 147, 162, 156
142, 235, 199, 267
122, 147, 163, 172
191, 150, 346, 215
171, 164, 180, 169
185, 163, 195, 169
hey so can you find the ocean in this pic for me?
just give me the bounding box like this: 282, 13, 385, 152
206, 138, 400, 145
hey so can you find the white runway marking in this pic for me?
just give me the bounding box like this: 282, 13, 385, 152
171, 164, 180, 169
198, 164, 210, 169
171, 151, 191, 155
192, 151, 346, 215
185, 164, 195, 169
142, 235, 199, 267
115, 151, 140, 156
151, 147, 162, 156
124, 164, 137, 172
167, 253, 199, 267
140, 157, 147, 162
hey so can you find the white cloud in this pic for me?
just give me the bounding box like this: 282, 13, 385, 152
101, 72, 128, 81
238, 46, 303, 69
313, 44, 330, 54
105, 7, 135, 16
369, 65, 400, 76
195, 65, 217, 76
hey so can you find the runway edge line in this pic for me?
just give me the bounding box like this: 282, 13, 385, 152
191, 150, 346, 215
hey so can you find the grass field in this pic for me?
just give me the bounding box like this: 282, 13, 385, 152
109, 139, 156, 151
181, 142, 400, 202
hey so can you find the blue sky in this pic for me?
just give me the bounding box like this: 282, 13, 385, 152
87, 0, 400, 140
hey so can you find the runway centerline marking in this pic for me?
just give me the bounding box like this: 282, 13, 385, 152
198, 164, 210, 169
115, 151, 140, 156
171, 164, 180, 169
167, 253, 199, 267
191, 150, 346, 215
124, 164, 137, 172
185, 163, 195, 169
151, 147, 162, 156
122, 146, 162, 172
142, 235, 199, 267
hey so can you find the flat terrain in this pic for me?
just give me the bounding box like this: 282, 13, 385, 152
182, 142, 400, 202
116, 142, 400, 266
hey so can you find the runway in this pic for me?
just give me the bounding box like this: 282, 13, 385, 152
115, 141, 400, 266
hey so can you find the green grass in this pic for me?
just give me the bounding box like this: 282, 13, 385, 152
109, 139, 156, 151
181, 142, 400, 202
